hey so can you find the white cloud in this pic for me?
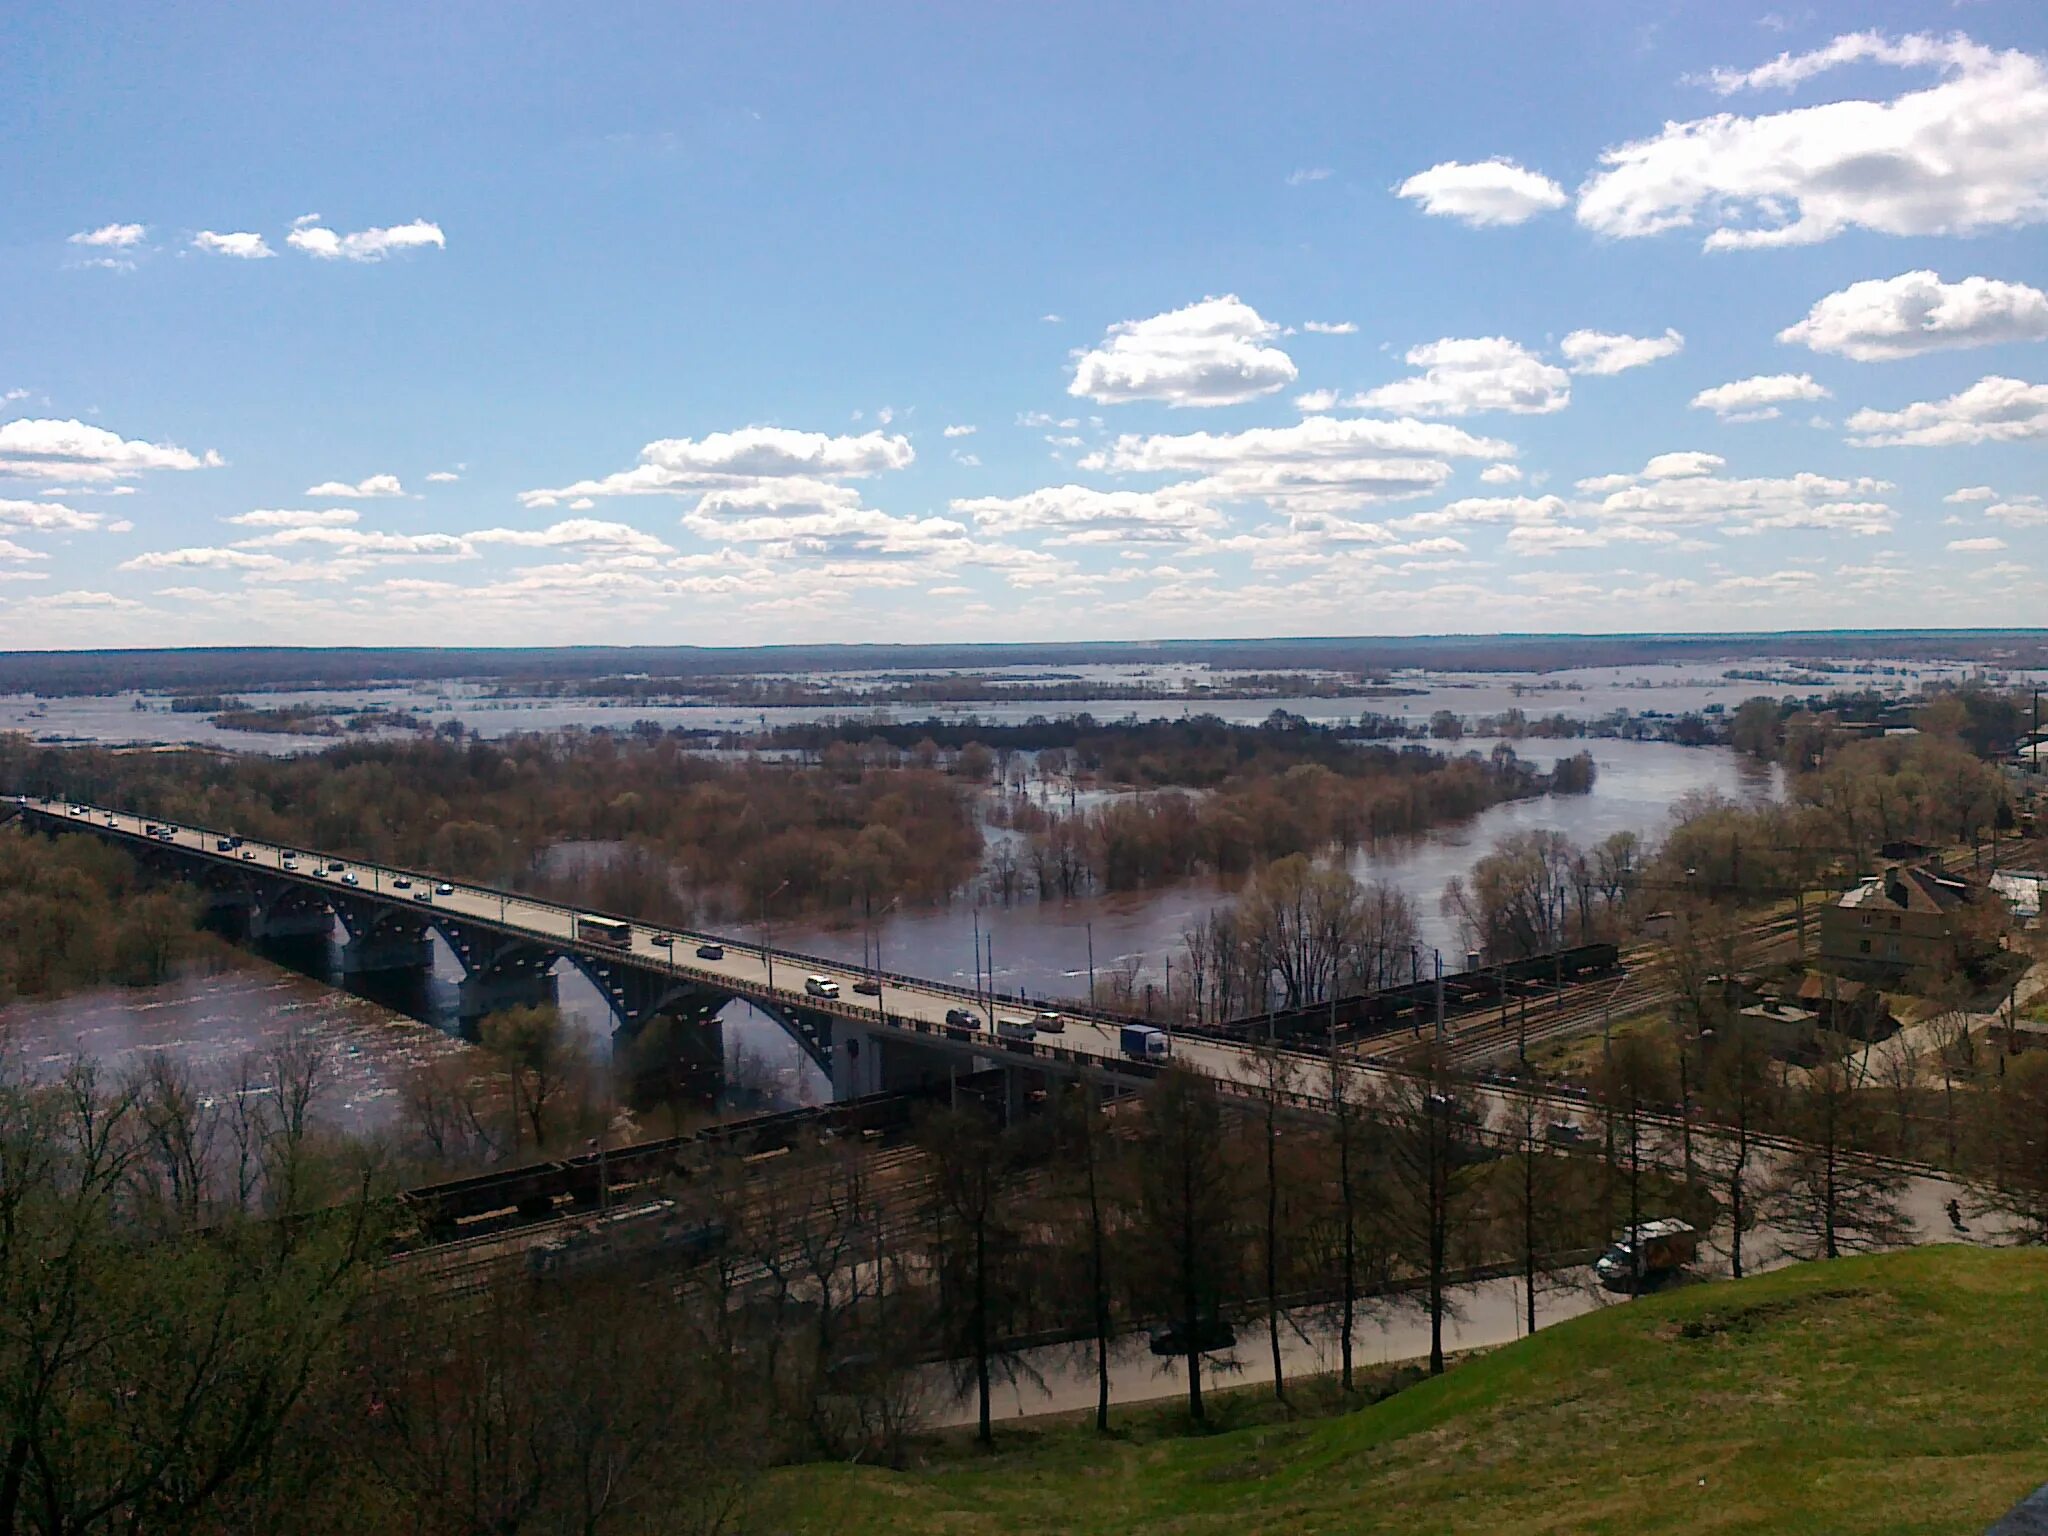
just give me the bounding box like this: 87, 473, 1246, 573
1067, 295, 1298, 407
0, 538, 49, 561
0, 418, 222, 482
953, 485, 1225, 543
191, 230, 274, 259
1845, 375, 2048, 446
1779, 270, 2048, 361
224, 508, 361, 529
1084, 415, 1511, 516
121, 547, 285, 573
1395, 159, 1567, 226
1479, 463, 1523, 485
1301, 320, 1357, 335
1944, 486, 1996, 503
68, 223, 146, 248
943, 424, 977, 438
1286, 167, 1333, 186
0, 498, 101, 532
231, 527, 474, 558
467, 519, 674, 555
1350, 337, 1570, 417
426, 470, 460, 483
1640, 451, 1724, 481
1507, 523, 1679, 554
1690, 373, 1829, 421
1946, 536, 2008, 552
1293, 389, 1339, 412
521, 426, 914, 508
1580, 32, 2048, 249
1560, 328, 1684, 376
304, 473, 405, 498
1986, 498, 2048, 527
286, 219, 446, 262
1583, 460, 1895, 536
1390, 494, 1569, 534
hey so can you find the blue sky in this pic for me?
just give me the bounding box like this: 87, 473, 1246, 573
2, 1, 2045, 648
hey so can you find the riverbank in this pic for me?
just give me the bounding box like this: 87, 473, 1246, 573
753, 1246, 2048, 1535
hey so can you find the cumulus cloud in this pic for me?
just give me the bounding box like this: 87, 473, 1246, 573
1986, 497, 2048, 527
952, 485, 1225, 543
1946, 536, 2008, 552
1083, 414, 1512, 516
1778, 270, 2048, 360
304, 473, 405, 498
1845, 376, 2048, 446
1479, 463, 1523, 485
467, 519, 674, 555
0, 498, 102, 532
1507, 523, 1679, 554
943, 424, 977, 438
0, 418, 222, 482
1067, 295, 1298, 407
1690, 373, 1830, 421
68, 223, 146, 248
224, 508, 361, 529
192, 230, 274, 259
1944, 485, 1996, 503
286, 219, 445, 262
1395, 159, 1568, 226
1579, 458, 1896, 536
1286, 167, 1333, 186
1301, 320, 1358, 335
121, 547, 285, 573
1350, 338, 1570, 417
1560, 328, 1684, 376
521, 426, 914, 508
426, 471, 461, 483
1579, 31, 2048, 249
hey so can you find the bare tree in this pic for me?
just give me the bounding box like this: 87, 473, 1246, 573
1763, 1053, 1909, 1261
1130, 1068, 1243, 1422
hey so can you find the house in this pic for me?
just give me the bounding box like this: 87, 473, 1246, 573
1818, 862, 2001, 976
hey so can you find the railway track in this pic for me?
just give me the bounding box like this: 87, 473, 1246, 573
1366, 908, 1809, 1071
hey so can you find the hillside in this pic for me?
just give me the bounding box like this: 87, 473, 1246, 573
753, 1247, 2048, 1535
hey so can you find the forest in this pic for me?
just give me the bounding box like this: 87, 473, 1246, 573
0, 835, 211, 1005
0, 719, 1581, 929
10, 998, 2048, 1536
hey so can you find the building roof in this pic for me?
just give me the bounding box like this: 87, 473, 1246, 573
1836, 863, 1980, 915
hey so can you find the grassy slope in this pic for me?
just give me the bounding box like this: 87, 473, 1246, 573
753, 1246, 2048, 1535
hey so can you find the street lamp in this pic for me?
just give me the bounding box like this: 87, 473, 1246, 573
761, 878, 789, 991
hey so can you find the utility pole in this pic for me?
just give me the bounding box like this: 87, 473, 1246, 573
1086, 920, 1095, 1008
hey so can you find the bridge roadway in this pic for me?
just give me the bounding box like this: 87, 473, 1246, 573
4, 797, 1996, 1248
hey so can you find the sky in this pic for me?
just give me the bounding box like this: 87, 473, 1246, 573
2, 1, 2046, 650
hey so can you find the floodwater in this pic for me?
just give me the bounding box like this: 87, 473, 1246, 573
1, 736, 1769, 1109
0, 962, 472, 1137
775, 738, 1777, 1006
4, 655, 2033, 754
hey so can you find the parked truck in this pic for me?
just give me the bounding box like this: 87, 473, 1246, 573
1593, 1217, 1698, 1292
1120, 1023, 1169, 1062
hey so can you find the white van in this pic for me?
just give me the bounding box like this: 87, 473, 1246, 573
995, 1015, 1036, 1043
804, 976, 840, 999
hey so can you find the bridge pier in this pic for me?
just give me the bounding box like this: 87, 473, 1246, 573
612, 1007, 727, 1107
248, 903, 335, 942
831, 1020, 966, 1102
340, 931, 436, 978
456, 964, 560, 1029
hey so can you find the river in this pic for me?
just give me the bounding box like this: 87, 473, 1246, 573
0, 735, 1775, 1109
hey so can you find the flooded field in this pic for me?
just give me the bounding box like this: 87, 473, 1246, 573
6, 655, 2035, 755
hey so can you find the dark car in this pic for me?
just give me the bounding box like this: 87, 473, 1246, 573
696, 943, 724, 961
944, 1008, 978, 1036
853, 978, 880, 996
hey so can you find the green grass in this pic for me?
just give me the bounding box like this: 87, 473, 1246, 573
749, 1247, 2048, 1534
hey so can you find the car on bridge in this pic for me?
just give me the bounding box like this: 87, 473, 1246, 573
696, 942, 724, 960
853, 979, 880, 996
804, 976, 840, 999
412, 890, 432, 905
392, 876, 411, 889
651, 932, 675, 948
436, 882, 455, 896
944, 1007, 978, 1037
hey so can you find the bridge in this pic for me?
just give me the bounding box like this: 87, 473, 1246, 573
5, 796, 1989, 1264
14, 796, 1188, 1106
